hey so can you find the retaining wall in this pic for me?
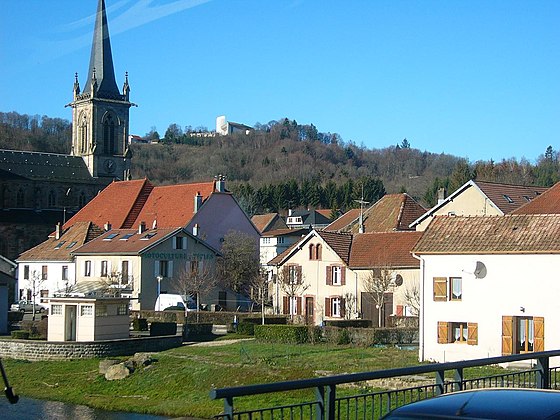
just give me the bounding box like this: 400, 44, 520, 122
0, 335, 183, 361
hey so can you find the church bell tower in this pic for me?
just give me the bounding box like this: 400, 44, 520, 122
69, 0, 132, 180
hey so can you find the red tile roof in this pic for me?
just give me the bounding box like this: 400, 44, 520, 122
349, 232, 423, 268
413, 214, 560, 254
251, 213, 287, 233
316, 231, 353, 264
17, 222, 104, 261
63, 179, 216, 230
324, 209, 361, 232
475, 181, 548, 214
512, 181, 560, 215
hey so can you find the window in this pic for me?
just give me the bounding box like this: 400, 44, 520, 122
120, 233, 134, 240
84, 260, 92, 277
101, 260, 108, 277
283, 296, 301, 315
174, 236, 186, 249
104, 233, 119, 240
190, 260, 199, 273
157, 260, 170, 277
289, 297, 298, 315
41, 265, 48, 280
81, 305, 93, 316
503, 194, 514, 203
502, 316, 544, 355
121, 261, 129, 285
278, 237, 285, 244
54, 241, 66, 249
325, 296, 345, 318
141, 232, 157, 240
327, 265, 345, 286
47, 190, 56, 208
24, 265, 29, 280
437, 321, 478, 345
309, 244, 322, 260
79, 192, 87, 208
96, 304, 108, 317
263, 238, 271, 244
62, 266, 68, 281
117, 303, 128, 316
66, 241, 77, 249
285, 265, 301, 284
103, 113, 116, 154
16, 189, 24, 207
450, 277, 462, 301
51, 304, 62, 315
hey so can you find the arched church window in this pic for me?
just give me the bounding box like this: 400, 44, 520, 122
103, 113, 116, 154
80, 115, 88, 154
79, 192, 87, 208
48, 190, 56, 208
16, 188, 25, 207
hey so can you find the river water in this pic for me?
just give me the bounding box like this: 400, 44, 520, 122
1, 396, 171, 419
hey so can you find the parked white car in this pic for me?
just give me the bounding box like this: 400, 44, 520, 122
10, 300, 48, 313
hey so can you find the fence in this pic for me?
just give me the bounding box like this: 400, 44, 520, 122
210, 349, 560, 420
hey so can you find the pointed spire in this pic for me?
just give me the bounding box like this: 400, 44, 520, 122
73, 72, 80, 98
83, 0, 120, 98
123, 71, 130, 99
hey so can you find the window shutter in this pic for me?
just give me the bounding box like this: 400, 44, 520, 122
283, 296, 288, 315
502, 316, 513, 356
168, 261, 174, 278
172, 238, 177, 250
437, 321, 448, 344
154, 260, 160, 277
341, 268, 346, 286
182, 237, 187, 250
325, 298, 331, 317
297, 297, 302, 315
396, 305, 404, 316
296, 265, 302, 284
433, 277, 448, 301
326, 266, 332, 285
467, 322, 478, 346
340, 297, 346, 318
534, 317, 545, 352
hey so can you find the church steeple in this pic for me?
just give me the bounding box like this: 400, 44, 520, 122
83, 0, 120, 98
68, 0, 133, 181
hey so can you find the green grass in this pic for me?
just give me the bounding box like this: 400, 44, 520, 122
0, 342, 507, 418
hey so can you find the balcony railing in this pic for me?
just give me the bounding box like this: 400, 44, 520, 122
210, 349, 560, 420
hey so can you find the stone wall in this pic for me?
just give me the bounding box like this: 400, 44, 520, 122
0, 335, 182, 361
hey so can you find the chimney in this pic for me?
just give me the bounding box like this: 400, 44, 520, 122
104, 222, 112, 231
288, 209, 293, 217
437, 188, 446, 205
55, 223, 61, 240
194, 192, 203, 213
138, 221, 146, 234
193, 223, 199, 237
215, 174, 226, 193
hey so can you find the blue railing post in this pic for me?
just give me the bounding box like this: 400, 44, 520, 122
453, 368, 464, 392
325, 384, 336, 420
536, 356, 550, 389
435, 370, 445, 395
224, 396, 234, 420
315, 386, 325, 420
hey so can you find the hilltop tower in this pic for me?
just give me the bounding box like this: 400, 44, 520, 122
68, 0, 132, 180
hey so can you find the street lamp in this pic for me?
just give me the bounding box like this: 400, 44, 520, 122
156, 275, 163, 311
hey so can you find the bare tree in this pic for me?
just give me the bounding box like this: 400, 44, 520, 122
277, 265, 309, 322
174, 260, 217, 322
403, 282, 420, 316
218, 231, 260, 295
343, 292, 356, 320
249, 269, 272, 325
29, 270, 47, 321
99, 270, 125, 297
363, 266, 394, 328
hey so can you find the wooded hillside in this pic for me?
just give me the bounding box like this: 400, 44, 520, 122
1, 112, 557, 216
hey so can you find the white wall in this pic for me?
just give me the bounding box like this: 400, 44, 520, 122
419, 253, 560, 363
17, 261, 75, 302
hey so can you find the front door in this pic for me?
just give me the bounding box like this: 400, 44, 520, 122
305, 297, 314, 325
65, 305, 77, 341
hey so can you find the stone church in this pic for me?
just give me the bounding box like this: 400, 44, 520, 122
0, 0, 133, 260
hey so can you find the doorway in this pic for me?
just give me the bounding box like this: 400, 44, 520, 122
305, 297, 314, 325
65, 305, 77, 341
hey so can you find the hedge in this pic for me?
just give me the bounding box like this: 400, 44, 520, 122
322, 327, 418, 346
236, 322, 255, 336
183, 323, 213, 339
11, 330, 30, 339
324, 319, 372, 328
254, 325, 320, 344
132, 318, 149, 331
150, 322, 177, 336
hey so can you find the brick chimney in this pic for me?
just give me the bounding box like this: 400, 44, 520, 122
104, 222, 112, 231
138, 221, 146, 234
194, 192, 202, 213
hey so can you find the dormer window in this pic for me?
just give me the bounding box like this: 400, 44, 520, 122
104, 233, 119, 240
141, 232, 157, 240
503, 194, 514, 203
54, 241, 66, 249
120, 233, 134, 240
66, 241, 77, 249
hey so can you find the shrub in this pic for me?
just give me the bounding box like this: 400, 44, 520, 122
324, 319, 372, 328
236, 322, 255, 336
254, 325, 320, 344
184, 323, 213, 340
150, 322, 177, 336
11, 330, 29, 339
132, 318, 149, 331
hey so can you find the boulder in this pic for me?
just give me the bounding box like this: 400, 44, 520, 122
105, 363, 130, 381
99, 359, 120, 375
130, 352, 154, 368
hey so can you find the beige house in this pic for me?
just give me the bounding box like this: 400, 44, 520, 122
269, 230, 422, 326
410, 180, 547, 231
71, 226, 220, 310
48, 296, 129, 342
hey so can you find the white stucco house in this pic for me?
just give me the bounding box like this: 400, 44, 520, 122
412, 214, 560, 363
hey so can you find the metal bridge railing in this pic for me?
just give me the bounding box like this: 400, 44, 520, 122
210, 349, 560, 420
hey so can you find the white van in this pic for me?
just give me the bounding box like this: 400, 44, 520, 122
155, 294, 186, 311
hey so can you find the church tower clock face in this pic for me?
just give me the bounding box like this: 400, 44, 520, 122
104, 159, 116, 173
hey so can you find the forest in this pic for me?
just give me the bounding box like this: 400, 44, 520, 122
1, 111, 558, 216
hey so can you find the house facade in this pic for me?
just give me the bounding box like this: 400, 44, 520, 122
413, 214, 560, 363
71, 226, 220, 311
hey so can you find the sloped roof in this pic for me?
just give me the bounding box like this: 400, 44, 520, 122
251, 213, 286, 233
316, 231, 353, 264
476, 181, 547, 214
17, 221, 104, 262
0, 149, 97, 183
349, 231, 423, 268
262, 228, 307, 238
324, 209, 361, 232
288, 209, 332, 226
413, 214, 560, 255
63, 179, 216, 230
512, 181, 560, 215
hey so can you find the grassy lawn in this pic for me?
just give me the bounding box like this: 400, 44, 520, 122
1, 341, 507, 418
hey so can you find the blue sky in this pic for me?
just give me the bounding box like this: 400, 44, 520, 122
1, 0, 558, 163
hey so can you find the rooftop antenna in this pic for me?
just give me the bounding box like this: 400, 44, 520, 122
354, 184, 369, 234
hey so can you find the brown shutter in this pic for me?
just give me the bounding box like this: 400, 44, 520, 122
283, 296, 288, 315
437, 321, 449, 344
309, 245, 314, 260
341, 267, 346, 285
502, 316, 513, 356
296, 297, 302, 315
467, 322, 478, 346
296, 265, 302, 284
534, 317, 544, 352
396, 305, 403, 316
433, 277, 448, 301
325, 298, 331, 317
340, 297, 346, 318
326, 266, 332, 285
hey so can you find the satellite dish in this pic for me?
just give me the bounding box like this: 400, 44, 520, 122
474, 261, 487, 279
394, 274, 404, 286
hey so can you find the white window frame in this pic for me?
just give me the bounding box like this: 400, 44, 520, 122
332, 266, 342, 286
84, 260, 91, 277
101, 260, 108, 277
289, 296, 298, 315
332, 297, 341, 317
